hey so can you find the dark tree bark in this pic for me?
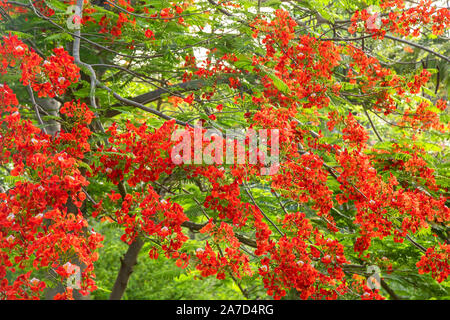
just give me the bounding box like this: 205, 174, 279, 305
104, 76, 255, 118
109, 238, 144, 300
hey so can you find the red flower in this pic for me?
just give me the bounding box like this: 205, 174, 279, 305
145, 29, 155, 39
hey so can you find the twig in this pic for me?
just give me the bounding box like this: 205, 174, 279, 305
243, 183, 284, 237
26, 85, 48, 135
364, 107, 383, 142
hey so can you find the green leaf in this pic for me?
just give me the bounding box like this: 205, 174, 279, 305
422, 86, 436, 97
264, 70, 290, 94
4, 31, 33, 39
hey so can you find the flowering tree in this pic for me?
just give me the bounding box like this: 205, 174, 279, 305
0, 0, 448, 300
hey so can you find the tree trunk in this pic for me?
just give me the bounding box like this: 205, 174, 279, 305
109, 238, 144, 300
35, 97, 61, 136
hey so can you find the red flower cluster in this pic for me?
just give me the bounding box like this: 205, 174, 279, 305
0, 39, 102, 300
349, 0, 449, 38
417, 243, 450, 283
0, 36, 79, 98
259, 212, 349, 300
342, 113, 369, 149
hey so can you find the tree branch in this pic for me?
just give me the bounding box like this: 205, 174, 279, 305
383, 34, 450, 63
26, 85, 48, 135
105, 79, 205, 118
380, 279, 402, 300
181, 221, 257, 248
364, 107, 383, 142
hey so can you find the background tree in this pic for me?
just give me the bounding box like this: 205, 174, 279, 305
0, 0, 448, 300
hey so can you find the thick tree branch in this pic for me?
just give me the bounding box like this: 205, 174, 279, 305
383, 34, 450, 63
104, 76, 253, 120
105, 79, 205, 118
380, 279, 402, 300
97, 81, 191, 126
181, 221, 257, 248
